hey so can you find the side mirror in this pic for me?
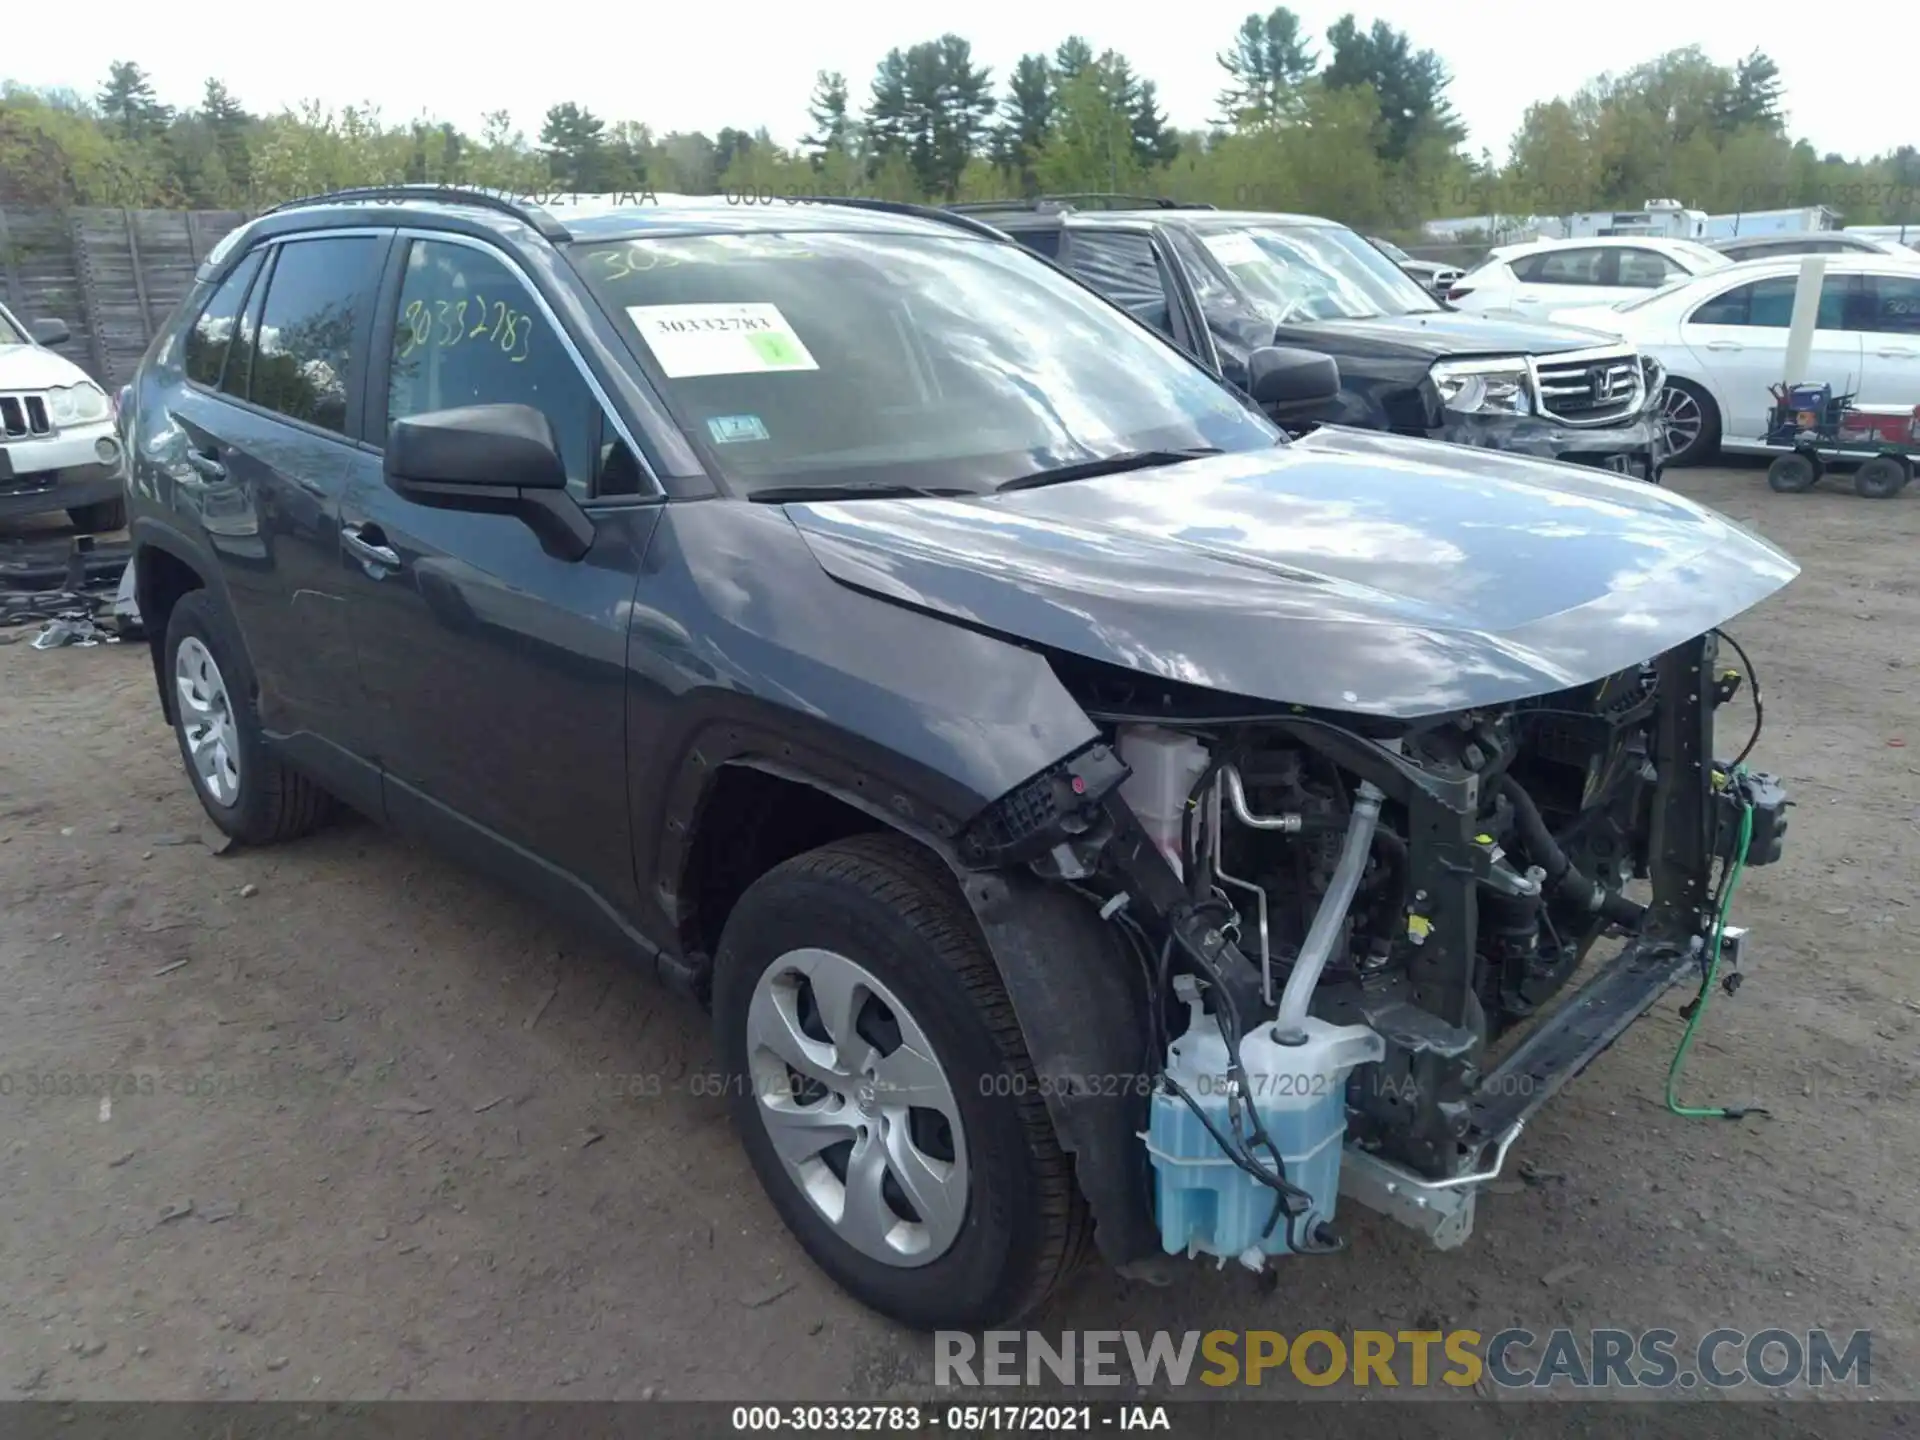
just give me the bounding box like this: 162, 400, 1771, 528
1247, 346, 1341, 412
385, 403, 593, 561
31, 317, 70, 347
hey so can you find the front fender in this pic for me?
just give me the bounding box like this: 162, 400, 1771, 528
626, 500, 1101, 940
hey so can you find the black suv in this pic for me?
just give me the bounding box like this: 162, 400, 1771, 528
961, 198, 1670, 481
124, 186, 1793, 1331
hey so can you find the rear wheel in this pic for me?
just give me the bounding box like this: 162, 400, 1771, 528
712, 833, 1089, 1331
1767, 452, 1821, 493
164, 589, 333, 844
1853, 455, 1911, 500
1659, 380, 1720, 467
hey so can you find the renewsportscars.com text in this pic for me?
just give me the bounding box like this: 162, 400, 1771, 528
935, 1328, 1871, 1391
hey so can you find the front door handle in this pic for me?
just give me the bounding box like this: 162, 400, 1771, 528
185, 450, 226, 481
1704, 341, 1743, 352
1875, 347, 1918, 358
341, 525, 401, 572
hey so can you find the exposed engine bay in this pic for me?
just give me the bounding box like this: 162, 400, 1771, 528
958, 630, 1790, 1271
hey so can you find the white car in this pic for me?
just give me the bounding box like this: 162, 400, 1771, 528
0, 301, 127, 532
1447, 237, 1733, 321
1712, 231, 1920, 265
1546, 256, 1920, 465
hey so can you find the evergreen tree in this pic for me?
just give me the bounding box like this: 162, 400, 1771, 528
97, 61, 173, 142
802, 71, 856, 170
539, 102, 607, 189
1215, 9, 1317, 127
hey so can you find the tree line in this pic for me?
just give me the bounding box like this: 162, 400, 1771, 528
2, 17, 1916, 240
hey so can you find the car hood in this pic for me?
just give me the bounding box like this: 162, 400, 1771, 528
1277, 309, 1634, 361
0, 342, 90, 391
785, 428, 1799, 720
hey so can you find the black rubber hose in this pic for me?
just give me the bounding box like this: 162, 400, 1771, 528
1496, 775, 1645, 928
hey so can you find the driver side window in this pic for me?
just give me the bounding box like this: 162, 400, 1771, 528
384, 239, 642, 497
1064, 232, 1175, 339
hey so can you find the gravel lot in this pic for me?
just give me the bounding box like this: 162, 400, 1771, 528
1, 462, 1915, 1411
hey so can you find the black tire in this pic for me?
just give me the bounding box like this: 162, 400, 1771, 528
67, 496, 127, 533
163, 589, 333, 845
1767, 452, 1820, 493
712, 832, 1091, 1331
1659, 379, 1721, 468
1853, 455, 1911, 500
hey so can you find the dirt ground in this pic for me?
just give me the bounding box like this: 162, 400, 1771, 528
1, 461, 1916, 1408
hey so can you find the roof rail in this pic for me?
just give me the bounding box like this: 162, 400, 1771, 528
257, 185, 572, 242
776, 195, 1012, 241
949, 194, 1216, 215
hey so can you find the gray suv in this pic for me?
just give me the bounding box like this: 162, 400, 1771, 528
121, 186, 1792, 1330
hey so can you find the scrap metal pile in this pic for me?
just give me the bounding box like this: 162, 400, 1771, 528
0, 532, 142, 648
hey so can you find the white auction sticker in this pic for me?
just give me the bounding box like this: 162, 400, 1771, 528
1203, 232, 1266, 268
625, 302, 819, 378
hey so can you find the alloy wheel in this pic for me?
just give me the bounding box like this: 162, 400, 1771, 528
744, 947, 969, 1268
1660, 385, 1703, 459
174, 635, 241, 807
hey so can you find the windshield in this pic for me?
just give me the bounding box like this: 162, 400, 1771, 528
1371, 237, 1411, 263
572, 231, 1281, 497
1196, 224, 1442, 322
0, 306, 25, 345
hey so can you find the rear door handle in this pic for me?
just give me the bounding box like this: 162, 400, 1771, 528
1704, 341, 1743, 352
185, 450, 226, 481
1875, 347, 1918, 358
341, 525, 401, 572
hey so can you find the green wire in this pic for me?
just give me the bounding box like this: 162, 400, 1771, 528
1665, 772, 1755, 1119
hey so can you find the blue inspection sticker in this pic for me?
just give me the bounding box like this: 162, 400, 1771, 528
707, 414, 770, 444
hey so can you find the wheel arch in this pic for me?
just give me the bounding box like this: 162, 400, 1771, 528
131, 523, 228, 723
670, 739, 1165, 1275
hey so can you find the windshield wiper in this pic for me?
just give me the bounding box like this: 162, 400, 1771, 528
747, 483, 975, 504
994, 448, 1223, 493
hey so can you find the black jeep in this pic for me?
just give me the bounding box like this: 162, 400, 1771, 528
960, 197, 1670, 481
123, 186, 1791, 1330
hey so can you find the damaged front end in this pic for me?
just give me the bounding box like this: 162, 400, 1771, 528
951, 634, 1789, 1275
1424, 350, 1669, 482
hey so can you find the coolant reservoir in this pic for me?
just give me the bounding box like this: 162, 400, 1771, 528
1144, 986, 1383, 1267
1116, 726, 1210, 879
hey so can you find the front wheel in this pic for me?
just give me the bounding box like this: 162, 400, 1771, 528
712, 833, 1090, 1331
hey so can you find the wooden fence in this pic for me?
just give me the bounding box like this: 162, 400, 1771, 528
0, 207, 250, 389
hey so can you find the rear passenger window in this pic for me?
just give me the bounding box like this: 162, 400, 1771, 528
222, 255, 268, 401
185, 250, 264, 388
1513, 249, 1607, 285
248, 236, 383, 435
1616, 249, 1680, 288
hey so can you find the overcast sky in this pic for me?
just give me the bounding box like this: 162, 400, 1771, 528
12, 0, 1910, 165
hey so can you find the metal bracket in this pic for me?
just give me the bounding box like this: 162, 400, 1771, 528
1339, 1121, 1524, 1251
1340, 1146, 1478, 1249
1717, 925, 1749, 993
